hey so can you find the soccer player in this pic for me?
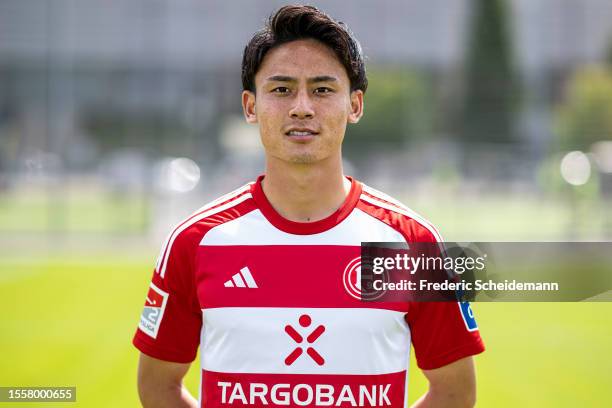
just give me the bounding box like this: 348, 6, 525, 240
133, 5, 484, 407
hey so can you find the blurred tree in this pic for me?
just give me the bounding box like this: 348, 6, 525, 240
458, 0, 520, 144
83, 110, 197, 158
344, 68, 433, 156
554, 67, 612, 151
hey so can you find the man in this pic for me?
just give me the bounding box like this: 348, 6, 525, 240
134, 5, 484, 407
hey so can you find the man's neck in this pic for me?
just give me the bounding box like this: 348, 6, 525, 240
262, 157, 351, 223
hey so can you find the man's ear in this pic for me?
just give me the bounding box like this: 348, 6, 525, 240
348, 89, 364, 124
242, 90, 258, 124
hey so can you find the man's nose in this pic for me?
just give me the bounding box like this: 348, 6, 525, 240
289, 90, 315, 119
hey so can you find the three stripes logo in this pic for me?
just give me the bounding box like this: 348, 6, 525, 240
224, 266, 258, 288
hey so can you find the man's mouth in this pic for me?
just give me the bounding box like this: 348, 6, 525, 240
285, 129, 320, 138
286, 130, 316, 136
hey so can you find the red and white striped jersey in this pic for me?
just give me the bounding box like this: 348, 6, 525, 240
133, 175, 485, 407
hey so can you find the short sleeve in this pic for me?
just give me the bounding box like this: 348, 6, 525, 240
132, 230, 202, 363
399, 217, 485, 370
406, 300, 485, 370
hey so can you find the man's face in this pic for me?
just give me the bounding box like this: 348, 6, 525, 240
242, 39, 363, 164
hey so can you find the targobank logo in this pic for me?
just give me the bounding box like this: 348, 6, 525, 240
217, 382, 392, 406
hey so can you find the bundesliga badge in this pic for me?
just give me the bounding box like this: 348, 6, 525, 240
138, 282, 169, 339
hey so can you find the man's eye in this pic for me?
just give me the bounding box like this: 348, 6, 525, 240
272, 87, 290, 94
314, 87, 333, 94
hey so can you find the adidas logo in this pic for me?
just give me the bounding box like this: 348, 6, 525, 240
224, 267, 258, 288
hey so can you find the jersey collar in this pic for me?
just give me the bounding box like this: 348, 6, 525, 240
251, 174, 362, 235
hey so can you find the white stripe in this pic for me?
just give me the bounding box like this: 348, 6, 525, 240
200, 307, 411, 375
362, 185, 442, 239
362, 185, 409, 211
240, 267, 258, 288
232, 272, 246, 287
199, 209, 405, 246
155, 183, 252, 272
192, 183, 253, 216
359, 193, 444, 243
158, 193, 253, 278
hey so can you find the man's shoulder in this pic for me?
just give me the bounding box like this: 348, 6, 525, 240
356, 181, 443, 243
179, 181, 256, 234
191, 181, 256, 218
154, 181, 256, 271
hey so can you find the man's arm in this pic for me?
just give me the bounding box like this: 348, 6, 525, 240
137, 353, 198, 408
410, 356, 477, 408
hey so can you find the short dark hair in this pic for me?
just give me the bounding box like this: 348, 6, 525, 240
241, 5, 367, 94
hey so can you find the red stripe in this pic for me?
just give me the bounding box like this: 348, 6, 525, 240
361, 189, 407, 212
197, 245, 410, 312
359, 193, 442, 242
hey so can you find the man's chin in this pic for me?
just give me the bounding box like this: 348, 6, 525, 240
287, 154, 319, 164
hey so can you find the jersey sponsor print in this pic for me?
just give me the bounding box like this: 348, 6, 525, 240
134, 176, 485, 407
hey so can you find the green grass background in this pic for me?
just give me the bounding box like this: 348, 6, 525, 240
1, 256, 611, 407
1, 189, 611, 240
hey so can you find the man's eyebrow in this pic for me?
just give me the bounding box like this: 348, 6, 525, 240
308, 75, 338, 83
265, 75, 338, 83
266, 75, 296, 83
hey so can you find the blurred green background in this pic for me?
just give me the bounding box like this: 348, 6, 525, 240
2, 0, 612, 406
2, 250, 611, 407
